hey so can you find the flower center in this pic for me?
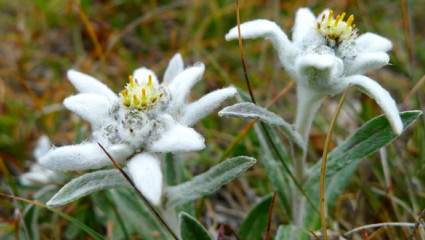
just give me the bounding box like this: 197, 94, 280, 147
120, 74, 166, 111
317, 10, 357, 45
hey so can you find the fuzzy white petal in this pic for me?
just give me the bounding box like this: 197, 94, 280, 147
39, 142, 134, 171
163, 53, 184, 84
356, 33, 392, 52
33, 135, 51, 161
67, 70, 117, 101
346, 75, 403, 135
20, 164, 62, 185
132, 67, 159, 85
292, 8, 317, 46
147, 124, 205, 153
345, 52, 390, 75
295, 54, 344, 94
180, 87, 238, 126
63, 94, 111, 128
169, 63, 205, 107
225, 19, 299, 66
128, 153, 162, 205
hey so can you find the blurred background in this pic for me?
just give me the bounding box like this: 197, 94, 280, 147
1, 0, 425, 239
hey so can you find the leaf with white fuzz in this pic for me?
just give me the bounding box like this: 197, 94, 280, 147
225, 19, 299, 64
47, 169, 129, 207
347, 75, 403, 135
147, 124, 205, 153
179, 212, 211, 240
180, 87, 238, 126
165, 156, 256, 208
67, 70, 117, 101
163, 53, 184, 84
39, 142, 134, 171
63, 94, 111, 129
33, 135, 51, 161
305, 111, 421, 190
127, 153, 162, 205
132, 67, 159, 85
356, 32, 393, 52
219, 102, 304, 150
169, 63, 205, 107
345, 52, 390, 75
292, 8, 317, 46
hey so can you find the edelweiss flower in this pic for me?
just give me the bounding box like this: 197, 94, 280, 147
21, 136, 64, 185
225, 8, 402, 145
39, 54, 237, 204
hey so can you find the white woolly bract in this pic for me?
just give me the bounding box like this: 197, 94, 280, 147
33, 135, 51, 161
147, 123, 205, 153
128, 153, 162, 205
39, 142, 134, 171
63, 94, 111, 129
180, 87, 238, 126
163, 53, 184, 84
67, 70, 117, 101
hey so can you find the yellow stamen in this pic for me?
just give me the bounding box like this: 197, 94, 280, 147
134, 78, 138, 84
129, 75, 134, 87
142, 88, 146, 99
327, 10, 333, 23
334, 15, 341, 26
352, 24, 356, 29
121, 90, 127, 97
159, 92, 164, 98
148, 75, 152, 86
346, 15, 354, 28
340, 12, 346, 21
152, 97, 157, 103
133, 94, 138, 104
321, 13, 326, 22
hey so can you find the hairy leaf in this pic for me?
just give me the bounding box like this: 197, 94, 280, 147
305, 111, 421, 190
47, 169, 129, 207
219, 102, 304, 150
238, 194, 273, 240
179, 212, 211, 240
165, 156, 256, 208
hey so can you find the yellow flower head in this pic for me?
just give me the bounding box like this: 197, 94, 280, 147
317, 10, 357, 45
120, 74, 166, 111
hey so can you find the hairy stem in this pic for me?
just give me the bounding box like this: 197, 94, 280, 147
292, 87, 323, 226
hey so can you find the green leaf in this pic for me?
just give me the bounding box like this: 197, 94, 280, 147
238, 194, 273, 240
49, 208, 106, 240
165, 156, 256, 208
219, 102, 304, 150
47, 169, 130, 207
275, 225, 309, 240
253, 124, 291, 216
305, 111, 421, 190
179, 212, 211, 240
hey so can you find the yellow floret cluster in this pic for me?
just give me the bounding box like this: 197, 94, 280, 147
317, 10, 357, 44
120, 75, 165, 111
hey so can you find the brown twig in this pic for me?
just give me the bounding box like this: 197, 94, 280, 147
71, 0, 102, 58
97, 143, 179, 240
266, 192, 277, 240
308, 229, 321, 240
408, 208, 425, 240
319, 84, 351, 240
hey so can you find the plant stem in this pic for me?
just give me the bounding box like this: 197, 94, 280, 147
292, 88, 322, 226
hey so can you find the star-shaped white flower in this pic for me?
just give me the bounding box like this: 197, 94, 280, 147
39, 54, 237, 204
225, 8, 402, 145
